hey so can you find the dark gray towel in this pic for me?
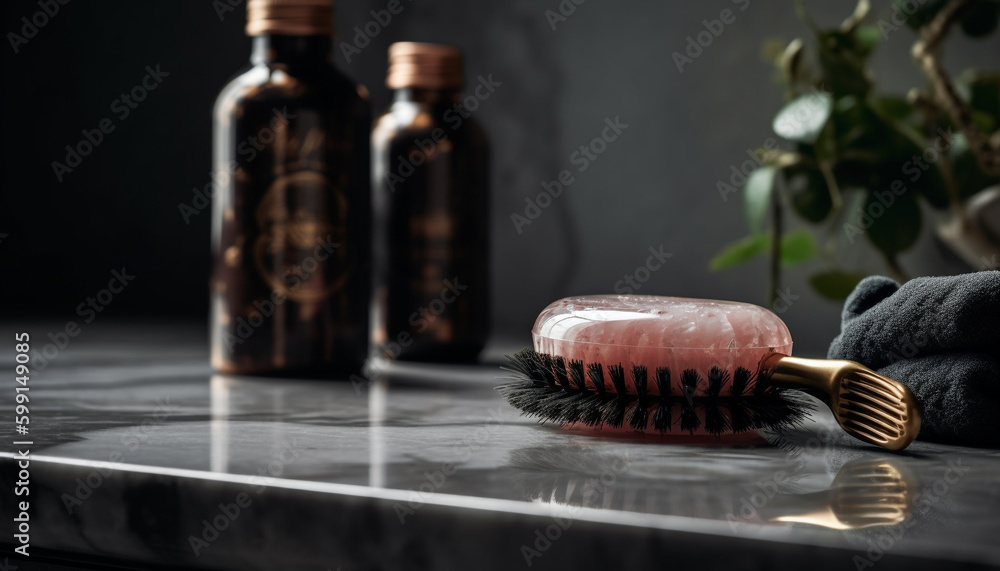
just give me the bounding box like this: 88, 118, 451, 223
828, 271, 1000, 447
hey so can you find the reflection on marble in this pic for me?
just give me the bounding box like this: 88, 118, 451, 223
1, 324, 1000, 570
760, 458, 917, 530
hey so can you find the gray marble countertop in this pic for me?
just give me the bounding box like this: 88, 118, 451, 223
2, 323, 1000, 570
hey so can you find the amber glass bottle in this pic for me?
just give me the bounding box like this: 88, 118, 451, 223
210, 0, 371, 376
371, 43, 490, 362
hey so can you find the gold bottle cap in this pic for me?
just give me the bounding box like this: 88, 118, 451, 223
386, 42, 464, 90
246, 0, 334, 37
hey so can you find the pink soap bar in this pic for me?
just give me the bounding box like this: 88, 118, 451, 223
532, 295, 792, 395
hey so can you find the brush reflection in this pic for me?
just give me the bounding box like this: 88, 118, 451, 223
760, 458, 916, 530
512, 447, 916, 530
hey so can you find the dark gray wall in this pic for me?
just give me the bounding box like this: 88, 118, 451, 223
2, 0, 997, 355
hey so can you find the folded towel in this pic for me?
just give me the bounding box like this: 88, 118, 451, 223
828, 272, 1000, 447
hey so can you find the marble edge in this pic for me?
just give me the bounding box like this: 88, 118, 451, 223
5, 452, 1000, 568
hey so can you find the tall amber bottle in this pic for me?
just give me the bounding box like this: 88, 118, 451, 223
210, 0, 371, 376
371, 43, 490, 362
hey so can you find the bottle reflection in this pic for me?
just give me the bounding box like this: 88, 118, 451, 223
208, 373, 389, 489
368, 374, 388, 489
210, 374, 232, 473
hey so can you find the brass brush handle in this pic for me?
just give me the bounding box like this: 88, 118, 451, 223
758, 353, 922, 451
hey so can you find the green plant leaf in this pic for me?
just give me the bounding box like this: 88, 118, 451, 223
809, 269, 869, 300
784, 165, 833, 222
780, 230, 818, 267
816, 31, 872, 97
873, 96, 915, 123
854, 25, 881, 56
894, 0, 948, 30
709, 234, 770, 271
744, 166, 777, 233
831, 96, 883, 151
952, 140, 1000, 199
966, 71, 1000, 121
971, 109, 997, 133
832, 99, 950, 209
961, 0, 1000, 37
773, 92, 833, 144
862, 189, 922, 255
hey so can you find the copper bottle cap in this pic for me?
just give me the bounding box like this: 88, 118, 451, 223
246, 0, 334, 36
386, 42, 464, 90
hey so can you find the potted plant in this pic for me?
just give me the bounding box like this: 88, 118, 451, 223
710, 0, 1000, 304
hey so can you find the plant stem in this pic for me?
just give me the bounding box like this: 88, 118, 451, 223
769, 186, 783, 307
914, 0, 1000, 177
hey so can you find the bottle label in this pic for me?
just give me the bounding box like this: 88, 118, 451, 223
252, 166, 350, 304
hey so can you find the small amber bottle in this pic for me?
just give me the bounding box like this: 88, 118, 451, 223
371, 43, 491, 362
210, 0, 371, 376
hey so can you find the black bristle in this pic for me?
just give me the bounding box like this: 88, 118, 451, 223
537, 353, 557, 388
681, 370, 701, 432
729, 402, 754, 433
652, 404, 672, 433
703, 370, 728, 435
588, 363, 606, 395
580, 362, 606, 426
603, 363, 630, 428
731, 366, 753, 397
680, 400, 701, 433
496, 349, 812, 437
604, 400, 629, 428
654, 367, 672, 397
608, 364, 627, 394
552, 356, 570, 390
627, 365, 649, 430
707, 366, 728, 398
580, 394, 606, 427
631, 365, 648, 396
681, 369, 699, 404
652, 367, 672, 432
754, 372, 773, 395
569, 360, 587, 392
